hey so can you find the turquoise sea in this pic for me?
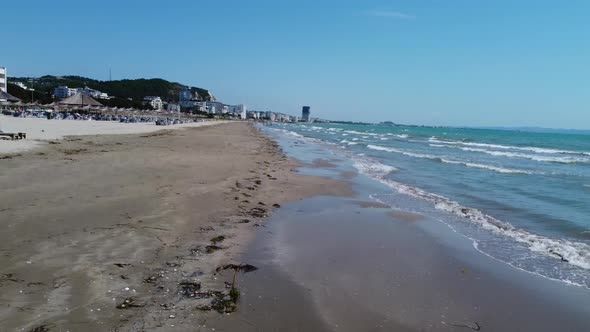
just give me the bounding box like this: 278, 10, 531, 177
267, 123, 590, 289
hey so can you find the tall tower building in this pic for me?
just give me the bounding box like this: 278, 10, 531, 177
0, 67, 7, 93
302, 106, 310, 122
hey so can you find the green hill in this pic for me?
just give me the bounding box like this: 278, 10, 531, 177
9, 75, 213, 105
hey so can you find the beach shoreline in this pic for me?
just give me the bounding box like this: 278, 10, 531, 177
205, 126, 590, 332
0, 122, 351, 331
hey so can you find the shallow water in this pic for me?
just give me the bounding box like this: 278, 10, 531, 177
264, 123, 590, 289
209, 127, 590, 331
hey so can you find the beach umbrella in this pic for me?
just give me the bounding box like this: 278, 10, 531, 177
59, 92, 103, 107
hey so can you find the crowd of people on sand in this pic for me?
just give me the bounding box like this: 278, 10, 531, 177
1, 109, 201, 126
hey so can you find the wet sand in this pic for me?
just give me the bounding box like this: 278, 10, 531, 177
209, 196, 590, 332
0, 122, 351, 331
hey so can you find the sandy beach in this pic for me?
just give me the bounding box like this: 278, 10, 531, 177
0, 122, 351, 331
0, 116, 222, 154
3, 120, 589, 332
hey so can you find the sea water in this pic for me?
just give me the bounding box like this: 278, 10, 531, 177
265, 123, 590, 289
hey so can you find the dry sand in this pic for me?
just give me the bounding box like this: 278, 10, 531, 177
0, 115, 222, 154
0, 122, 351, 331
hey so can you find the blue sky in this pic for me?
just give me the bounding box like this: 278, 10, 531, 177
3, 0, 589, 128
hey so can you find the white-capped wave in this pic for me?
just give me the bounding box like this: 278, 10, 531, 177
367, 145, 534, 174
440, 159, 533, 174
429, 137, 590, 157
352, 158, 398, 177
345, 130, 379, 136
355, 166, 590, 272
458, 147, 589, 164
339, 139, 359, 146
274, 128, 305, 139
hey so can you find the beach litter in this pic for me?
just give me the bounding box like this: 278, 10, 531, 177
116, 297, 144, 309
178, 281, 202, 298
205, 245, 223, 254
28, 325, 52, 332
215, 264, 258, 274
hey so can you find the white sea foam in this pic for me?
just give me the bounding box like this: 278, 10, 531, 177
352, 158, 398, 177
458, 147, 589, 163
355, 166, 590, 272
440, 159, 533, 174
345, 130, 379, 136
367, 145, 533, 174
274, 128, 305, 139
273, 125, 590, 286
429, 137, 590, 157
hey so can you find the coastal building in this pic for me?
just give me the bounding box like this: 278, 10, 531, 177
206, 101, 229, 114
167, 103, 181, 113
54, 85, 108, 99
54, 86, 78, 99
246, 110, 260, 119
205, 101, 217, 114
265, 111, 276, 122
78, 86, 108, 99
0, 67, 7, 93
13, 82, 31, 90
229, 104, 247, 119
179, 86, 203, 110
0, 67, 20, 102
302, 106, 311, 122
143, 96, 163, 110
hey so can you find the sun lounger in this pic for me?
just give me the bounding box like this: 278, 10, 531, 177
0, 131, 27, 140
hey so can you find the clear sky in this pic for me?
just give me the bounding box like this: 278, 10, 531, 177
3, 0, 589, 128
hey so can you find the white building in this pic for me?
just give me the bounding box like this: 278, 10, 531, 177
54, 86, 78, 99
205, 101, 217, 114
143, 96, 163, 110
167, 103, 181, 113
0, 67, 7, 93
78, 86, 108, 99
229, 104, 247, 119
13, 82, 30, 90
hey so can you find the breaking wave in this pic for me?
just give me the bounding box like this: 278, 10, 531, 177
352, 159, 590, 281
367, 145, 534, 174
429, 137, 590, 158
